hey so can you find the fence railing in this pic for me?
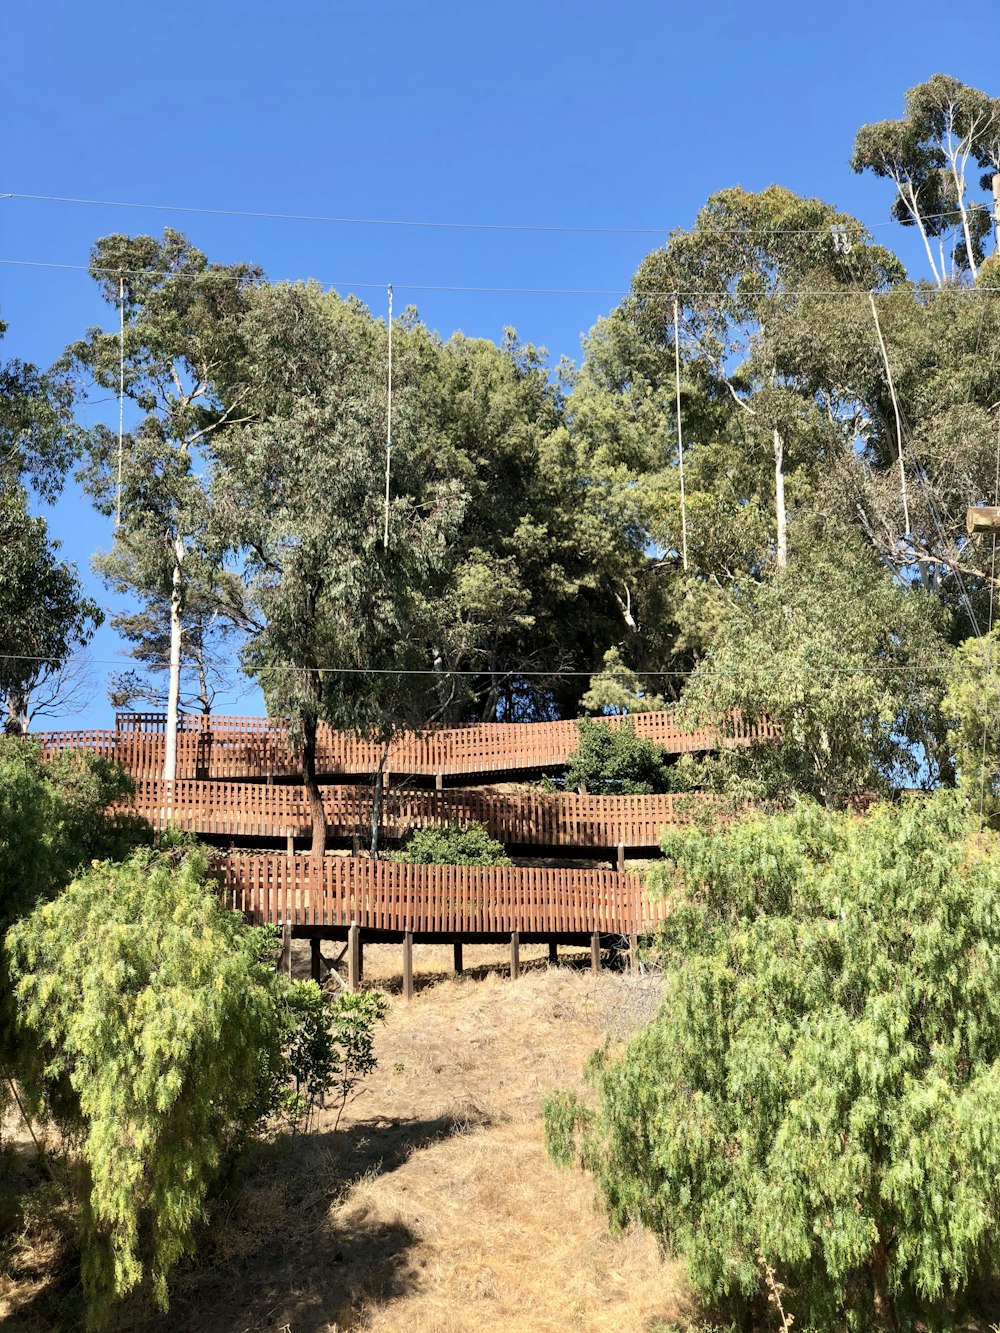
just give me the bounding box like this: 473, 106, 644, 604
130, 777, 718, 848
35, 709, 774, 782
220, 854, 667, 935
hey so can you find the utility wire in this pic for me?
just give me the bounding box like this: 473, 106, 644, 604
1, 189, 984, 237
3, 255, 1000, 300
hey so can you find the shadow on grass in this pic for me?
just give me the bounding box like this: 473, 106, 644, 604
114, 1110, 485, 1333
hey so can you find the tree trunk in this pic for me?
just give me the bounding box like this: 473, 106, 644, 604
774, 427, 787, 570
871, 1232, 898, 1329
369, 741, 391, 859
993, 171, 1000, 252
302, 715, 327, 856
163, 536, 185, 782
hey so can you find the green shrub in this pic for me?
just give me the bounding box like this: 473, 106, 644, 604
545, 795, 1000, 1330
564, 717, 673, 794
391, 820, 512, 866
7, 844, 385, 1327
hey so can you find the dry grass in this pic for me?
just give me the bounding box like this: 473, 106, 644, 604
2, 947, 688, 1332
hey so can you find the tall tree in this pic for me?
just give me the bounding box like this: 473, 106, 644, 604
69, 231, 260, 777
214, 281, 463, 853
852, 74, 1000, 285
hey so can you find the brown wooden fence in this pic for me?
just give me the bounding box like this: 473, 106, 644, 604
130, 777, 718, 848
221, 854, 666, 936
37, 709, 774, 782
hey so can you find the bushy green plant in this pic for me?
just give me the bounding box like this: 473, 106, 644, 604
7, 845, 349, 1326
564, 717, 673, 794
283, 984, 388, 1131
391, 820, 512, 866
546, 795, 1000, 1330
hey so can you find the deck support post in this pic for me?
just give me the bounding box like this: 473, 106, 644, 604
548, 939, 558, 965
348, 924, 360, 991
617, 843, 625, 874
435, 770, 443, 791
510, 930, 520, 980
280, 919, 292, 978
591, 931, 601, 975
310, 937, 322, 983
629, 933, 639, 974
453, 941, 463, 975
286, 829, 295, 856
403, 931, 414, 1002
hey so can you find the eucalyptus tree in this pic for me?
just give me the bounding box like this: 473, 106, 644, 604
0, 319, 96, 729
852, 74, 1000, 284
623, 186, 905, 575
69, 230, 260, 776
0, 487, 101, 732
214, 281, 464, 853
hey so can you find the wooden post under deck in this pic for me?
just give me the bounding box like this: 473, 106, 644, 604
510, 930, 520, 979
629, 933, 639, 974
403, 931, 414, 1002
347, 924, 360, 991
453, 941, 463, 975
310, 937, 322, 983
548, 939, 557, 965
281, 920, 292, 978
591, 931, 601, 974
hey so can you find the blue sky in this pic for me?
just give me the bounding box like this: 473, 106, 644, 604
2, 0, 999, 727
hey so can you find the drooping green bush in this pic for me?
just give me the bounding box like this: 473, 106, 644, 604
545, 795, 1000, 1330
391, 820, 512, 866
7, 844, 386, 1327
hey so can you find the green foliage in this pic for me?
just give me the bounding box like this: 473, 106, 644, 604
282, 984, 388, 1132
546, 795, 1000, 1329
679, 534, 950, 806
0, 487, 102, 731
942, 628, 1000, 822
565, 717, 673, 795
581, 647, 664, 715
391, 821, 512, 866
6, 847, 290, 1325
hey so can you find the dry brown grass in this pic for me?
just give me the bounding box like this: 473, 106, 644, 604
3, 947, 688, 1332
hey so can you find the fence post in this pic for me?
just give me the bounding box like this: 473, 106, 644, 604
510, 930, 520, 980
453, 941, 463, 975
310, 937, 322, 982
591, 931, 601, 975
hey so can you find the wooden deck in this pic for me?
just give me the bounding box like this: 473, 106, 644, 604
222, 854, 664, 939
37, 708, 774, 782
130, 777, 719, 850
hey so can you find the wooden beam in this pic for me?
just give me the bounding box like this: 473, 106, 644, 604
280, 919, 292, 978
347, 924, 360, 991
310, 937, 322, 983
967, 505, 1000, 536
591, 931, 601, 975
617, 843, 626, 874
510, 930, 520, 980
629, 933, 639, 975
403, 931, 414, 1002
453, 941, 463, 975
548, 939, 557, 965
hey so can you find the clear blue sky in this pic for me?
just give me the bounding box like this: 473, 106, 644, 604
2, 0, 999, 727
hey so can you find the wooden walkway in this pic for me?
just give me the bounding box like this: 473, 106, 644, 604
131, 777, 718, 850
37, 708, 774, 782
223, 854, 663, 938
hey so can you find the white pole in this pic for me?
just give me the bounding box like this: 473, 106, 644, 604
115, 274, 125, 529
383, 283, 393, 549
674, 296, 688, 571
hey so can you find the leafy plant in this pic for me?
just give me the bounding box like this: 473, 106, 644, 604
282, 984, 388, 1131
565, 716, 673, 794
546, 795, 1000, 1330
8, 846, 291, 1325
391, 820, 512, 866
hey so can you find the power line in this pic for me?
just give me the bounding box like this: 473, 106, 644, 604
0, 651, 960, 677
2, 189, 988, 239
4, 255, 1000, 300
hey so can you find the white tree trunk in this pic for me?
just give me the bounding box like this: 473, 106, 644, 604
993, 172, 1000, 252
163, 536, 185, 782
774, 426, 787, 569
